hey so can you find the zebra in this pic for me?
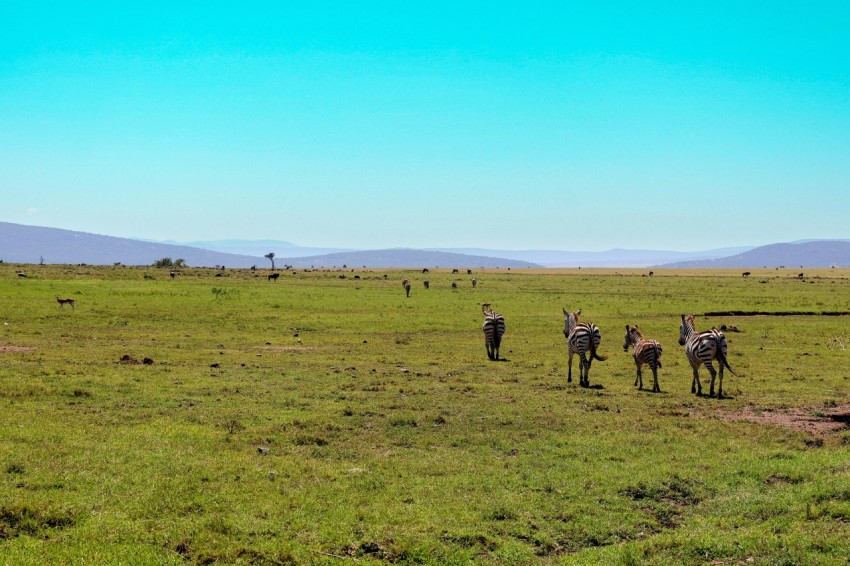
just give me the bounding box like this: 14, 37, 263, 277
481, 303, 506, 361
563, 308, 608, 387
678, 314, 737, 398
623, 325, 663, 392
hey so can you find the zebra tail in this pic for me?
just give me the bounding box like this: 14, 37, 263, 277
716, 341, 737, 376
591, 342, 608, 361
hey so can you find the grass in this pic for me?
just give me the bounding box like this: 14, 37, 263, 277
1, 264, 849, 564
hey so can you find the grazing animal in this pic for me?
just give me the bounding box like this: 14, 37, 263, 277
402, 279, 409, 288
481, 303, 506, 361
405, 283, 411, 297
451, 269, 459, 274
422, 268, 429, 274
623, 325, 663, 392
170, 271, 176, 279
268, 272, 280, 281
471, 278, 477, 288
678, 314, 737, 398
423, 280, 430, 289
467, 269, 472, 275
648, 271, 654, 277
56, 296, 75, 310
563, 308, 608, 387
17, 273, 27, 278
797, 273, 804, 279
742, 271, 751, 278
451, 282, 458, 289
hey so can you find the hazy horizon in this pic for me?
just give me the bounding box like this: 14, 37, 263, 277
3, 3, 849, 251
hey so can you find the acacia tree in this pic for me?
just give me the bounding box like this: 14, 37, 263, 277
265, 252, 275, 270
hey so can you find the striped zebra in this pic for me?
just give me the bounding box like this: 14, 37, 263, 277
678, 314, 737, 398
481, 303, 506, 361
623, 325, 663, 392
563, 308, 608, 387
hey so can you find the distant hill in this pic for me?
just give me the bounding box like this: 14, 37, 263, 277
428, 246, 754, 267
0, 222, 538, 269
658, 241, 850, 268
276, 249, 540, 269
172, 239, 352, 258
0, 222, 263, 267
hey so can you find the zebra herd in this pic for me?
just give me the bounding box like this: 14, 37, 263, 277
482, 304, 738, 397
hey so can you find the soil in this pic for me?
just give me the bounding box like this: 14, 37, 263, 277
716, 404, 850, 435
0, 345, 34, 352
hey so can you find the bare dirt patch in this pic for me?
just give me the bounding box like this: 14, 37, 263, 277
0, 345, 34, 353
259, 345, 316, 352
717, 404, 850, 435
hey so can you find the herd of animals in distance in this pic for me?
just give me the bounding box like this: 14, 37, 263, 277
33, 263, 752, 400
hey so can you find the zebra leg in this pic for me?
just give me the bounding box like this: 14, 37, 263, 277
717, 365, 724, 399
486, 343, 494, 361
706, 363, 718, 397
652, 364, 660, 393
567, 351, 574, 383
635, 362, 643, 389
692, 366, 702, 395
583, 355, 592, 387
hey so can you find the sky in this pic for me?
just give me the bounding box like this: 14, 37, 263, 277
1, 2, 849, 251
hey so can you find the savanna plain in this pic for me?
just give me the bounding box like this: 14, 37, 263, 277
1, 264, 849, 565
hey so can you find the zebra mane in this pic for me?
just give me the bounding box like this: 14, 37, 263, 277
627, 324, 643, 338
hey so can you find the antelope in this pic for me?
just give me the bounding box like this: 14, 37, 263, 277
56, 296, 75, 310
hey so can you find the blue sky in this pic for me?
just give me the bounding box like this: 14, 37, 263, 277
2, 2, 849, 251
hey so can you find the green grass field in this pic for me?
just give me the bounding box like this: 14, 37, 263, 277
1, 264, 849, 564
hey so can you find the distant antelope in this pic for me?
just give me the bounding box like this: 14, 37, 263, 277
623, 325, 663, 392
481, 303, 506, 361
563, 308, 608, 387
742, 271, 751, 278
268, 272, 280, 281
56, 296, 75, 310
678, 314, 737, 398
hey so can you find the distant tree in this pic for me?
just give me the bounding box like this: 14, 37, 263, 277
39, 256, 44, 265
265, 252, 276, 270
153, 258, 174, 268
174, 258, 187, 268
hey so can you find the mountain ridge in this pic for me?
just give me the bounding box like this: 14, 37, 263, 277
2, 222, 848, 268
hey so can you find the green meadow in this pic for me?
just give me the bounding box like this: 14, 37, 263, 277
1, 264, 849, 564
